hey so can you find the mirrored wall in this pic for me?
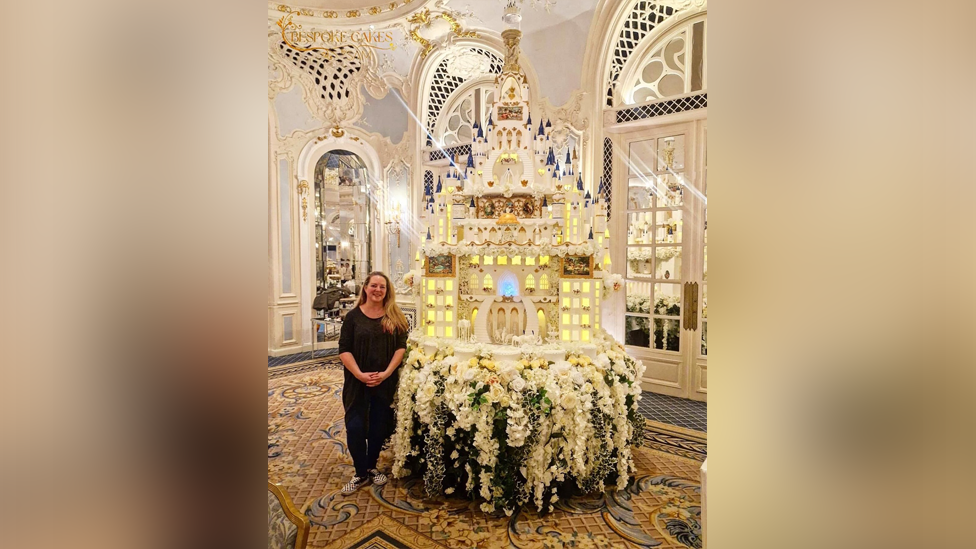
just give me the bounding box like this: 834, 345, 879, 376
313, 150, 372, 293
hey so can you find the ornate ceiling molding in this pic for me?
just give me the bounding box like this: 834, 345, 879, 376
269, 0, 434, 23
268, 27, 386, 127
403, 6, 478, 59
537, 89, 589, 153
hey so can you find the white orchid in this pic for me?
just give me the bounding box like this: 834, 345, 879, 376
390, 334, 643, 515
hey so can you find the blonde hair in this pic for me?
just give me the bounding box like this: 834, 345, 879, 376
356, 271, 409, 334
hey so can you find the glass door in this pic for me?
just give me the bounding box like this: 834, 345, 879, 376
619, 121, 706, 400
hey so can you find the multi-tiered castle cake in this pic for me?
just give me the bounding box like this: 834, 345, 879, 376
412, 29, 610, 346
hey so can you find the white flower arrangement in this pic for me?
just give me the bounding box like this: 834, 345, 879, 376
602, 272, 623, 298
391, 332, 645, 515
655, 294, 681, 315
657, 247, 681, 262
627, 248, 654, 261
627, 247, 682, 262
402, 269, 422, 289
626, 294, 651, 313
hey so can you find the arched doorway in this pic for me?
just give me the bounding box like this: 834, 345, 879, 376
313, 150, 372, 294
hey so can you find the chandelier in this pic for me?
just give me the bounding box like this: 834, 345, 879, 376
443, 46, 491, 80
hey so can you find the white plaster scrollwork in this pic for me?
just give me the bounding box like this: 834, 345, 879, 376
538, 90, 589, 153
268, 29, 385, 127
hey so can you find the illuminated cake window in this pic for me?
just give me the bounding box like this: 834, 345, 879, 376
446, 311, 453, 322
498, 256, 508, 265
445, 327, 453, 338
484, 274, 493, 291
562, 330, 569, 340
582, 298, 590, 307
484, 256, 494, 265
562, 282, 570, 292
427, 310, 435, 321
582, 314, 589, 324
525, 274, 535, 290
428, 280, 436, 290
582, 330, 590, 342
526, 256, 536, 265
583, 282, 590, 293
469, 273, 478, 289
427, 326, 435, 336
562, 314, 569, 324
512, 256, 522, 265
539, 274, 550, 290
446, 280, 453, 291
471, 256, 479, 264
562, 298, 570, 307
446, 296, 453, 305
428, 295, 436, 305
540, 256, 550, 265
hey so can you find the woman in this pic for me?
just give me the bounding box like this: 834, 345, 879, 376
337, 271, 409, 495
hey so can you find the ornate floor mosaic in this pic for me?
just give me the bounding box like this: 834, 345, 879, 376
269, 358, 705, 549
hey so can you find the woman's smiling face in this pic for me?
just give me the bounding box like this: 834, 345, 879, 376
365, 276, 386, 304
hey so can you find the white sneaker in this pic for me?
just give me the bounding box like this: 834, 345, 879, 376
368, 469, 388, 486
341, 475, 370, 495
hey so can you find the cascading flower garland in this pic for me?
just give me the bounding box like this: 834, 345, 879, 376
390, 330, 646, 516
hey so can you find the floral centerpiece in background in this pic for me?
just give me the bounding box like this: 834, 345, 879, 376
627, 247, 682, 275
391, 330, 645, 515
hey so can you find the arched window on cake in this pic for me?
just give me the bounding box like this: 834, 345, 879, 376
539, 274, 550, 290
483, 274, 493, 292
469, 273, 479, 291
525, 274, 535, 291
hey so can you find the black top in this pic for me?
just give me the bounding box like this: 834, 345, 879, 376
338, 307, 407, 373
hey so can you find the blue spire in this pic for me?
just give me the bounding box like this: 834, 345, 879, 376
487, 113, 493, 127
469, 197, 476, 208
526, 112, 532, 127
473, 120, 480, 130
546, 147, 555, 166
477, 125, 484, 139
555, 160, 561, 174
585, 190, 591, 200
588, 227, 594, 240
466, 151, 474, 169
542, 196, 548, 208
426, 228, 432, 241
565, 150, 571, 165
436, 176, 442, 193
537, 120, 545, 136
577, 175, 583, 191
545, 118, 552, 128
